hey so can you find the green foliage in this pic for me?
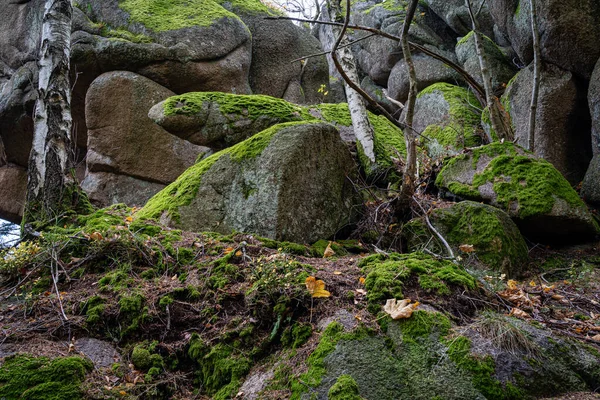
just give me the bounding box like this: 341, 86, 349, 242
281, 323, 312, 349
0, 241, 42, 281
0, 355, 92, 400
358, 252, 476, 312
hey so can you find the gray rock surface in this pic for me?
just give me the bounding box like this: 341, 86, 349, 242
582, 155, 600, 207
0, 165, 27, 224
85, 71, 207, 185
502, 64, 591, 183
75, 337, 121, 369
81, 172, 166, 208
588, 58, 600, 156
139, 122, 359, 244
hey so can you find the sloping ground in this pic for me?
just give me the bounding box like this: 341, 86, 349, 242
0, 205, 600, 399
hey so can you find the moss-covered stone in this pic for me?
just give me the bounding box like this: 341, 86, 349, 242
328, 374, 364, 400
416, 83, 482, 157
405, 201, 528, 276
358, 252, 476, 313
0, 355, 92, 400
435, 142, 599, 239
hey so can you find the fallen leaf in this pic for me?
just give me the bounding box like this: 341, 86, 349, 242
224, 247, 234, 255
235, 250, 243, 257
459, 244, 475, 253
509, 307, 531, 319
333, 271, 342, 275
358, 277, 365, 285
551, 294, 564, 301
383, 298, 418, 320
89, 231, 103, 241
305, 276, 331, 298
591, 334, 600, 342
507, 279, 518, 290
125, 216, 133, 223
355, 288, 367, 295
529, 280, 537, 287
323, 242, 335, 258
119, 391, 127, 396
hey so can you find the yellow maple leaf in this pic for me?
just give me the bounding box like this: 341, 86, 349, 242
529, 280, 537, 287
358, 277, 366, 285
305, 276, 331, 298
125, 216, 133, 223
223, 246, 234, 255
507, 279, 518, 290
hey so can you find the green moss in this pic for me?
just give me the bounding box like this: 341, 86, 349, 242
447, 336, 525, 399
136, 121, 319, 223
418, 83, 482, 151
163, 92, 312, 121
101, 26, 153, 43
281, 323, 312, 349
132, 346, 153, 370
215, 0, 282, 15
84, 295, 105, 324
188, 336, 252, 399
438, 143, 587, 220
118, 292, 150, 338
365, 0, 407, 13
358, 252, 476, 312
328, 374, 363, 400
119, 0, 241, 31
0, 355, 92, 400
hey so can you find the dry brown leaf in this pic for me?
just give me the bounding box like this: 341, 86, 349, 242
89, 231, 103, 241
305, 276, 331, 298
591, 334, 600, 342
323, 242, 335, 258
509, 307, 531, 319
459, 244, 475, 253
551, 294, 565, 300
383, 299, 419, 319
333, 271, 342, 275
358, 277, 365, 285
235, 250, 243, 257
224, 246, 234, 255
355, 288, 367, 295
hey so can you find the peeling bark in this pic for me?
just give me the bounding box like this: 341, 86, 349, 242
323, 0, 376, 164
24, 0, 74, 225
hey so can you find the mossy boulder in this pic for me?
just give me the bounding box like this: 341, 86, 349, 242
405, 201, 528, 277
149, 92, 312, 148
435, 142, 599, 240
290, 311, 600, 400
136, 121, 359, 243
412, 83, 482, 158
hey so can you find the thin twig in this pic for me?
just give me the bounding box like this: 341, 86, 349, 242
413, 197, 455, 260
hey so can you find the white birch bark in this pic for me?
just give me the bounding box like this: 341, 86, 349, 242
323, 1, 376, 163
465, 0, 513, 142
24, 0, 74, 224
528, 0, 541, 151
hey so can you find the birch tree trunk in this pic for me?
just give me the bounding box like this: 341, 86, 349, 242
324, 0, 376, 164
23, 0, 75, 226
528, 0, 541, 151
397, 0, 420, 210
465, 0, 513, 142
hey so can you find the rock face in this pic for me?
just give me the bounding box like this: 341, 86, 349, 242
487, 0, 600, 78
0, 165, 27, 223
136, 122, 359, 243
582, 155, 600, 207
502, 64, 591, 183
588, 58, 600, 156
455, 31, 517, 90
435, 143, 598, 240
84, 71, 207, 205
387, 52, 463, 104
411, 83, 481, 156
406, 201, 528, 276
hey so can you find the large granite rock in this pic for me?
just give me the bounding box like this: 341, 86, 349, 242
423, 0, 495, 38
455, 31, 517, 90
387, 51, 463, 104
80, 172, 166, 209
582, 155, 600, 207
85, 71, 207, 187
405, 201, 528, 276
487, 0, 600, 78
501, 63, 591, 183
588, 58, 600, 156
435, 142, 598, 240
136, 122, 359, 243
411, 83, 482, 156
149, 92, 310, 148
0, 165, 27, 224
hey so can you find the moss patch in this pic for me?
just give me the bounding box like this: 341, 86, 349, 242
328, 374, 364, 400
358, 252, 476, 312
118, 0, 241, 31
436, 142, 588, 220
0, 355, 92, 400
418, 83, 482, 152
